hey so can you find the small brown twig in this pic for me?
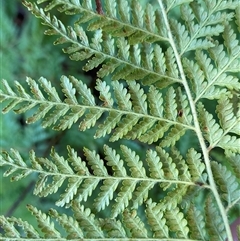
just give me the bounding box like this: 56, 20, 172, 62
95, 0, 104, 15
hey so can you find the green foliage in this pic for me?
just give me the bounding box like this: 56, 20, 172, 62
0, 0, 240, 241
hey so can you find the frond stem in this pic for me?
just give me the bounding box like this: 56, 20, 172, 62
157, 1, 233, 240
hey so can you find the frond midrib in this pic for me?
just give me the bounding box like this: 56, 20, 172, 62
157, 1, 235, 240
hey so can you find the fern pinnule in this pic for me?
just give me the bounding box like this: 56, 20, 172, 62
186, 204, 207, 240
0, 216, 21, 238
122, 209, 148, 238
27, 204, 61, 238
71, 201, 105, 239
104, 145, 127, 177
227, 152, 240, 181
48, 208, 84, 239
198, 102, 223, 146
145, 199, 169, 238
205, 195, 227, 241
216, 95, 240, 135
99, 218, 126, 238
165, 207, 189, 239
211, 161, 240, 207
186, 148, 206, 183
146, 149, 164, 179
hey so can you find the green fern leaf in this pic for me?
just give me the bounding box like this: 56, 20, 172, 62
22, 1, 181, 86
103, 145, 127, 177
111, 179, 137, 218
1, 1, 240, 240
94, 178, 119, 212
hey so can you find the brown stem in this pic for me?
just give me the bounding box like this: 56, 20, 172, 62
4, 181, 35, 217
95, 0, 104, 14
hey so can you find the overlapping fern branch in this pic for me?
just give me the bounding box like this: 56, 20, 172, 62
0, 144, 207, 214
0, 0, 240, 241
0, 75, 196, 145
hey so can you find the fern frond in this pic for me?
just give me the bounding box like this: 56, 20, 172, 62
1, 202, 205, 240
0, 145, 204, 217
0, 76, 194, 145
1, 0, 239, 240
22, 1, 181, 87
25, 0, 168, 44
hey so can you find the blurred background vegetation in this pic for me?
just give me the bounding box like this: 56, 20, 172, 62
0, 0, 239, 232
